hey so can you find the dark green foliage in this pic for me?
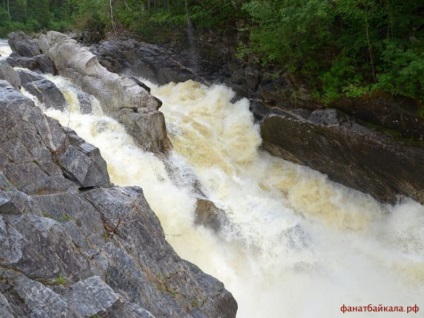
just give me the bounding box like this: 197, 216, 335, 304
0, 0, 73, 36
239, 0, 424, 102
0, 0, 422, 103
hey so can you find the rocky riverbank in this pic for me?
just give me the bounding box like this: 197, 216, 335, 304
87, 31, 424, 204
0, 32, 237, 318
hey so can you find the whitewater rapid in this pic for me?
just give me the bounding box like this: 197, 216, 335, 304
29, 73, 424, 317
0, 39, 12, 60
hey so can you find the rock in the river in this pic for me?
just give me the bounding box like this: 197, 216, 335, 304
8, 31, 41, 57
22, 78, 68, 111
260, 108, 424, 204
0, 62, 21, 90
7, 54, 57, 75
38, 31, 171, 153
6, 31, 57, 75
0, 81, 237, 318
194, 198, 228, 233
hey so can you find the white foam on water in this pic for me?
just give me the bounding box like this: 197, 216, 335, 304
0, 39, 12, 61
45, 77, 424, 318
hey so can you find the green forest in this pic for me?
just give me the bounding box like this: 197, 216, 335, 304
1, 0, 423, 102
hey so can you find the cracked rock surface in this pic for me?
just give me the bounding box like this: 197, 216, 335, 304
0, 81, 237, 318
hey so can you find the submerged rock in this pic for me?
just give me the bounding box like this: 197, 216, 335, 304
0, 82, 237, 317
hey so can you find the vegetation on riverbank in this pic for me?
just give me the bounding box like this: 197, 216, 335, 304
1, 0, 422, 103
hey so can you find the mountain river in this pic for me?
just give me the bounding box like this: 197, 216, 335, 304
1, 39, 423, 317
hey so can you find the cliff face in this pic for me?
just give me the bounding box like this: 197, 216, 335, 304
0, 34, 237, 317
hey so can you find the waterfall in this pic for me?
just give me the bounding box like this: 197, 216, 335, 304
42, 78, 424, 318
3, 36, 422, 315
0, 39, 12, 60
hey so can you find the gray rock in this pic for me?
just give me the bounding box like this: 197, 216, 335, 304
8, 31, 41, 57
0, 82, 76, 194
23, 78, 67, 111
260, 109, 424, 204
32, 191, 104, 251
0, 62, 21, 89
66, 276, 120, 317
6, 54, 57, 75
10, 215, 90, 280
17, 69, 45, 85
13, 275, 75, 318
0, 215, 23, 264
38, 31, 171, 153
0, 292, 15, 318
107, 302, 156, 318
194, 198, 227, 233
118, 109, 171, 153
0, 81, 237, 318
84, 187, 237, 318
58, 143, 110, 188
0, 191, 21, 215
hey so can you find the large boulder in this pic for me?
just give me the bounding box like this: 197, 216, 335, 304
38, 31, 171, 153
7, 31, 57, 75
90, 39, 206, 85
260, 108, 424, 204
8, 31, 41, 57
22, 78, 68, 111
0, 62, 21, 89
0, 81, 237, 317
6, 54, 57, 75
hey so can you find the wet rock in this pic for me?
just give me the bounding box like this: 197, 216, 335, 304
0, 81, 237, 318
77, 90, 94, 114
118, 109, 171, 152
6, 54, 57, 75
23, 78, 67, 110
38, 31, 171, 153
0, 62, 21, 89
7, 32, 41, 57
260, 108, 424, 204
194, 198, 227, 233
17, 69, 45, 85
84, 187, 238, 318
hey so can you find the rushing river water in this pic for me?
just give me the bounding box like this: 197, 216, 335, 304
2, 38, 423, 317
45, 79, 424, 318
0, 39, 12, 60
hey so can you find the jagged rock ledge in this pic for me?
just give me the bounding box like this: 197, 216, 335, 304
5, 31, 171, 154
261, 108, 424, 204
0, 80, 237, 317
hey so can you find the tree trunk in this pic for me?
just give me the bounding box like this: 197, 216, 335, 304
109, 0, 116, 34
6, 0, 10, 21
